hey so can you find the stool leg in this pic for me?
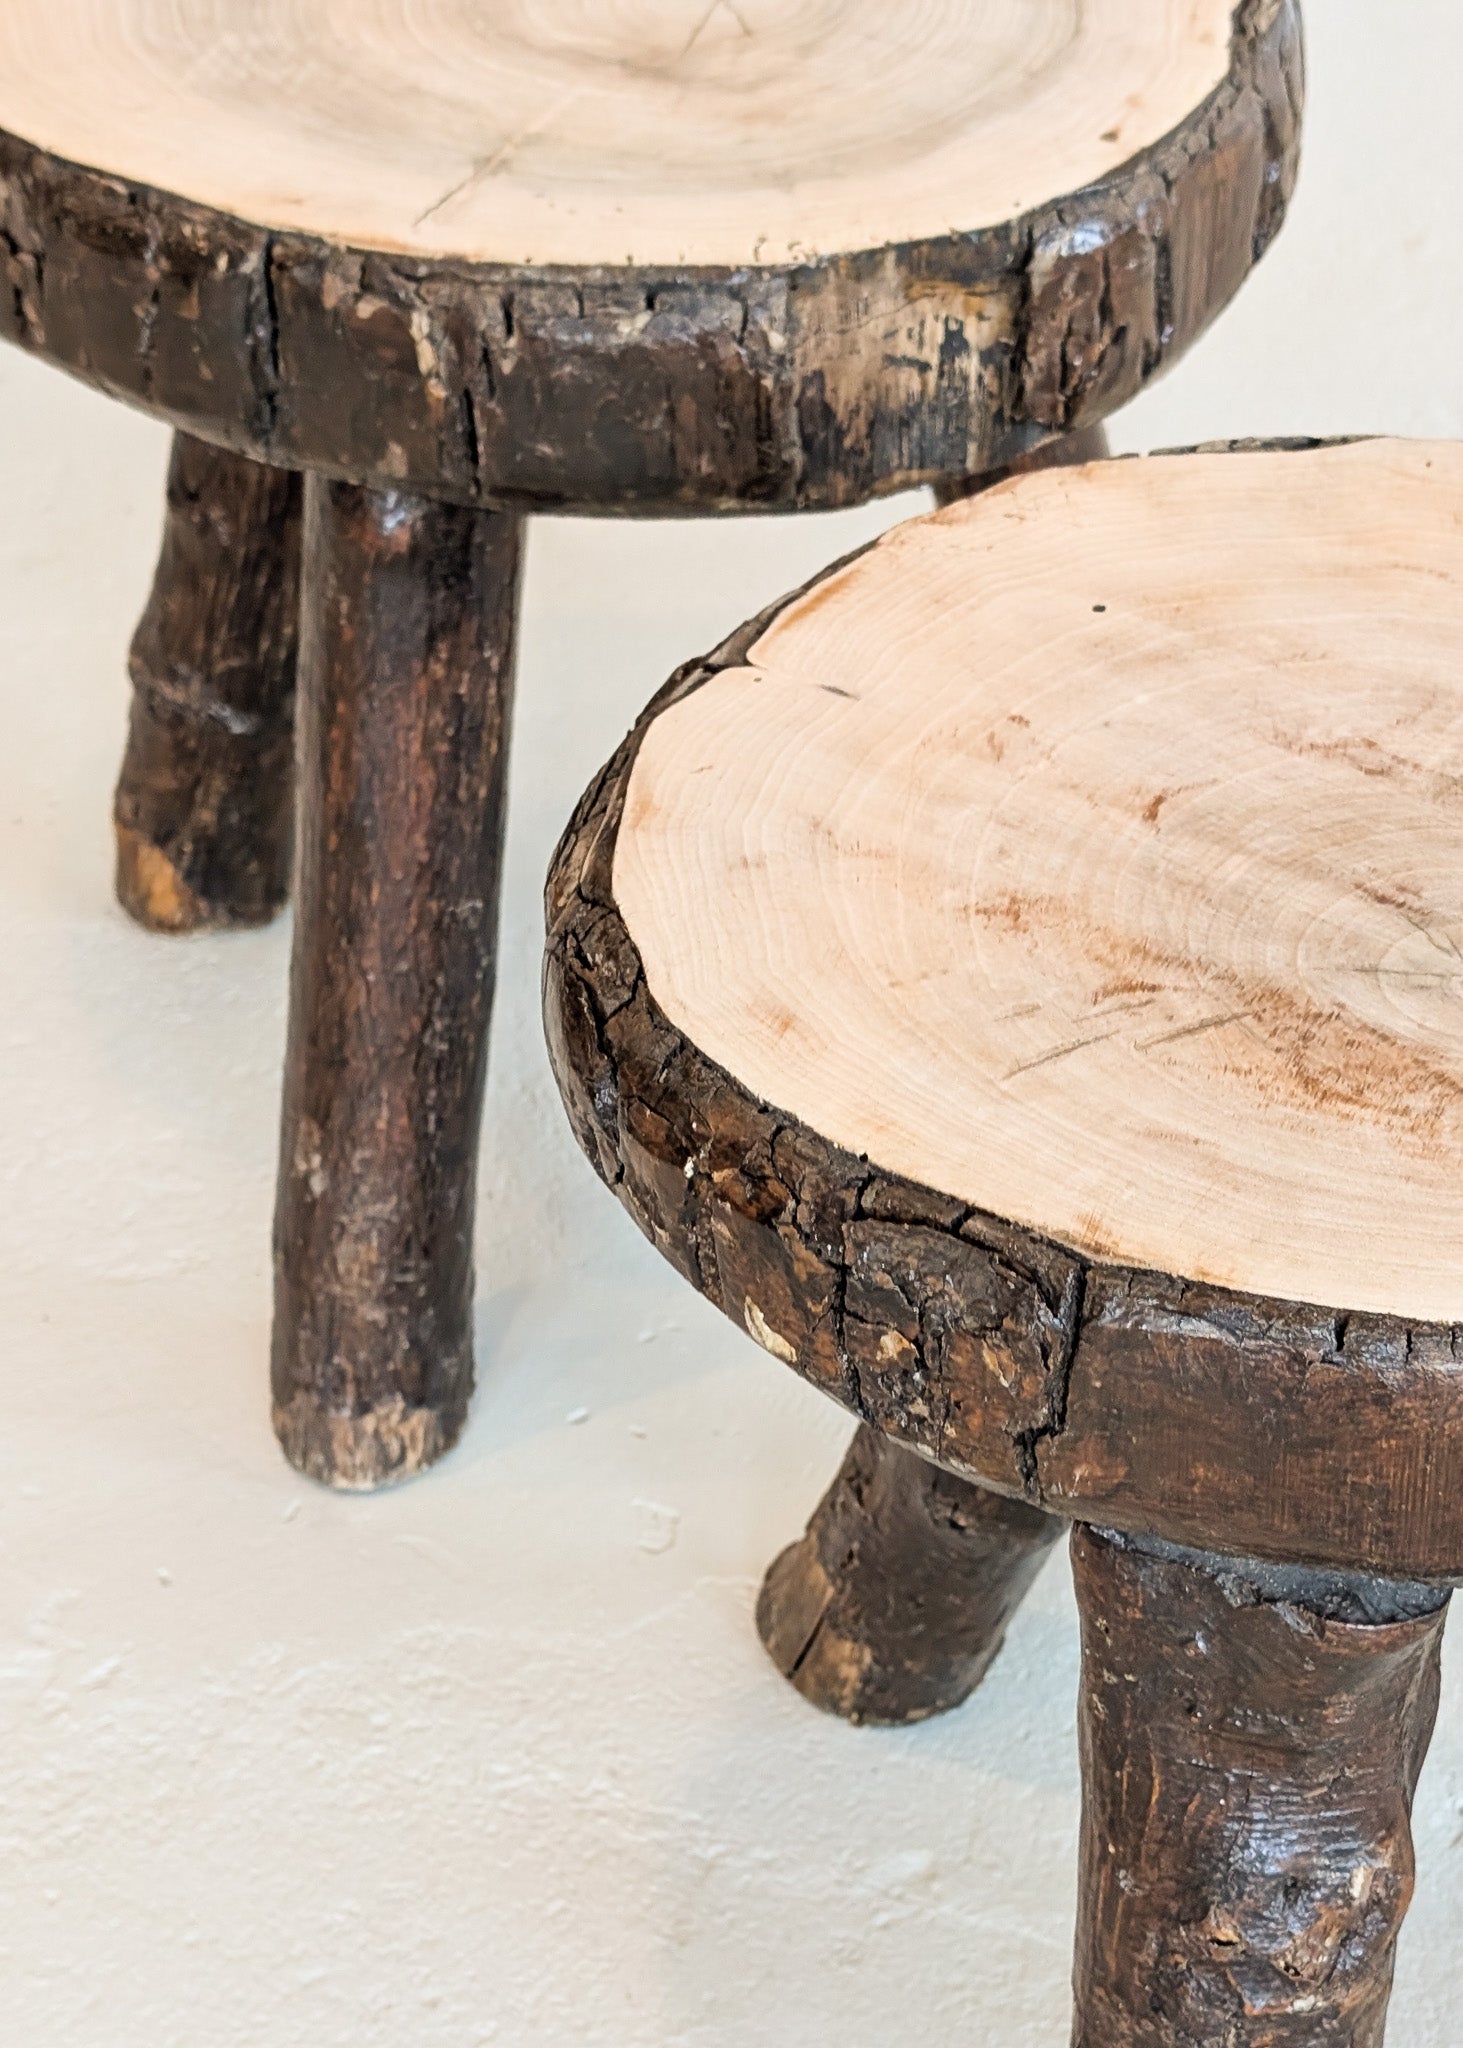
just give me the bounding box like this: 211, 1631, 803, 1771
932, 421, 1109, 507
115, 432, 301, 931
271, 476, 522, 1489
1070, 1526, 1449, 2047
757, 1424, 1063, 1725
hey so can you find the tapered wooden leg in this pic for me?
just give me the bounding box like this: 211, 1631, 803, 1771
1071, 1526, 1449, 2047
271, 477, 522, 1490
932, 421, 1109, 507
116, 432, 301, 931
757, 1424, 1063, 1725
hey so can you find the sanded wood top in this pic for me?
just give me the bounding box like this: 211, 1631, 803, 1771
0, 5, 1299, 511
0, 0, 1235, 269
616, 440, 1463, 1324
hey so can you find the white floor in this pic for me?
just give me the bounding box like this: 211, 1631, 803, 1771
4, 9, 1463, 2042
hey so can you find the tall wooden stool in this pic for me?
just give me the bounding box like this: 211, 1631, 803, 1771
0, 2, 1301, 1486
546, 438, 1463, 2043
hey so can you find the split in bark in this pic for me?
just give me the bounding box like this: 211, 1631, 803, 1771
758, 1424, 1062, 1725
115, 432, 301, 932
1070, 1525, 1449, 2047
272, 476, 521, 1489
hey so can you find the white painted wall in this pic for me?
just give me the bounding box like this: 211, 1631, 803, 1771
2, 5, 1462, 2040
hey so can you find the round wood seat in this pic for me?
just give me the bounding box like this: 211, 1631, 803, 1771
546, 437, 1463, 1581
0, 0, 1300, 508
0, 0, 1242, 266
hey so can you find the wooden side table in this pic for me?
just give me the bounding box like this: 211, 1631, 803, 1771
546, 438, 1462, 2043
0, 1, 1301, 1486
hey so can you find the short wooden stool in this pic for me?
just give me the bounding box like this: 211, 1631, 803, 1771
0, 2, 1300, 1486
546, 438, 1462, 2043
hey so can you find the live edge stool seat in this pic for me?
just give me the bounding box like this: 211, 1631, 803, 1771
545, 439, 1463, 2046
0, 1, 1300, 1487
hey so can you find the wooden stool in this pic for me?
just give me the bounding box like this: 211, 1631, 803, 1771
546, 437, 1461, 2043
0, 2, 1301, 1487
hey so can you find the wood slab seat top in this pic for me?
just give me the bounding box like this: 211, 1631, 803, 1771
0, 0, 1242, 267
545, 439, 1463, 1580
0, 2, 1301, 509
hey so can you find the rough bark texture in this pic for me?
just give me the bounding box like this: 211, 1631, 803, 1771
542, 445, 1463, 1581
758, 1424, 1061, 1725
0, 5, 1300, 512
273, 477, 520, 1489
115, 430, 300, 930
1071, 1527, 1448, 2047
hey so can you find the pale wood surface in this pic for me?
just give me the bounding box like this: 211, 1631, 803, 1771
0, 0, 1235, 268
615, 440, 1463, 1322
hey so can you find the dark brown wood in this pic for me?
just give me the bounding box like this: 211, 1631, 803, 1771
931, 420, 1109, 506
1071, 1527, 1448, 2047
541, 441, 1463, 1581
115, 431, 300, 931
758, 1424, 1061, 1725
272, 477, 520, 1489
0, 5, 1300, 513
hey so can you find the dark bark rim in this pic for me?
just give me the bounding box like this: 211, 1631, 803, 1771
0, 1, 1301, 508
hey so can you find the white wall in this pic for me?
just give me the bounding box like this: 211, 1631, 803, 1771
2, 5, 1461, 2041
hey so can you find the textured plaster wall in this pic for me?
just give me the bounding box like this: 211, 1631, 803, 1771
3, 5, 1463, 2042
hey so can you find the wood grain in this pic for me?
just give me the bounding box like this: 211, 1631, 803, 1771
274, 477, 521, 1489
0, 0, 1235, 269
615, 439, 1463, 1325
1072, 1527, 1448, 2046
543, 441, 1463, 1579
0, 5, 1301, 509
116, 432, 300, 931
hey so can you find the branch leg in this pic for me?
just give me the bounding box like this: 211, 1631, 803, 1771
116, 432, 301, 931
758, 1424, 1063, 1725
1071, 1525, 1449, 2047
272, 476, 521, 1489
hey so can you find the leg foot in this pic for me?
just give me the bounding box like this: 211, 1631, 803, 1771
932, 422, 1109, 508
758, 1424, 1063, 1725
116, 432, 301, 931
272, 477, 522, 1489
1071, 1526, 1449, 2046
